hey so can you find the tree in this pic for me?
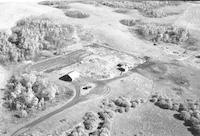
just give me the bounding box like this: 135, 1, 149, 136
17, 109, 28, 118
179, 111, 191, 121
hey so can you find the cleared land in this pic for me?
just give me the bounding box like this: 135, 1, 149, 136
0, 0, 200, 136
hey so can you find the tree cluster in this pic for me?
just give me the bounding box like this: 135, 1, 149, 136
120, 19, 136, 27
38, 0, 65, 6
135, 23, 189, 44
64, 10, 89, 18
150, 93, 200, 135
65, 109, 114, 136
4, 72, 59, 118
0, 17, 75, 64
144, 8, 168, 18
101, 96, 144, 114
83, 112, 101, 131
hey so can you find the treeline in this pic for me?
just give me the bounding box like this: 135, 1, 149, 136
100, 0, 180, 18
150, 93, 200, 135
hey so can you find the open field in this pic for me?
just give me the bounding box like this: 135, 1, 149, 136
0, 0, 200, 136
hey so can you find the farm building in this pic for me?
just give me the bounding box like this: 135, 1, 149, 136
117, 63, 129, 73
59, 71, 80, 82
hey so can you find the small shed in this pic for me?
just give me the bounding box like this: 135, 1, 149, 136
117, 63, 129, 73
59, 71, 80, 82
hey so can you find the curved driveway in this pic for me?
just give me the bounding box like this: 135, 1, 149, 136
11, 49, 132, 136
11, 78, 110, 136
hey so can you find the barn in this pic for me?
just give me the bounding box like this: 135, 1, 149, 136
59, 71, 80, 82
